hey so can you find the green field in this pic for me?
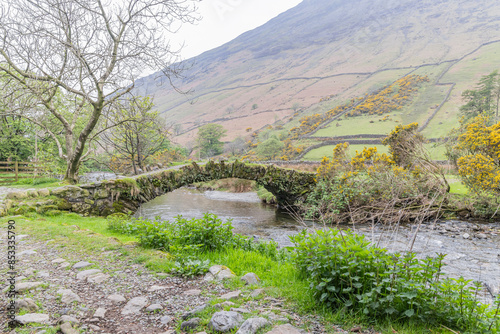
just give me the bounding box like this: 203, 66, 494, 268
303, 142, 447, 161
313, 114, 400, 137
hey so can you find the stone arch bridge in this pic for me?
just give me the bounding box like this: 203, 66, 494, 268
4, 161, 317, 216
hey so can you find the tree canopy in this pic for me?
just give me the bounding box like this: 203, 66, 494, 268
196, 124, 227, 158
0, 0, 198, 183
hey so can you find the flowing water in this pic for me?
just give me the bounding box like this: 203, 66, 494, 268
135, 187, 500, 301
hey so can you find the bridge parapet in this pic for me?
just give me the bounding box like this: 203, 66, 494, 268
1, 161, 316, 216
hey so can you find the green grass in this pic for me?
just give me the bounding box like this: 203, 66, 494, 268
8, 177, 63, 189
448, 177, 468, 195
313, 115, 400, 137
303, 143, 447, 161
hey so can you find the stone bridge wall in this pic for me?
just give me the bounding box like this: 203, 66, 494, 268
1, 161, 316, 217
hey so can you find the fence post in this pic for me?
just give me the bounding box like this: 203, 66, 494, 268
15, 161, 18, 182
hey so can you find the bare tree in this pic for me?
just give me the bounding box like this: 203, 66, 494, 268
100, 96, 169, 175
0, 0, 198, 183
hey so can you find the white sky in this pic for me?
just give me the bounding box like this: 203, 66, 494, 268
167, 0, 303, 59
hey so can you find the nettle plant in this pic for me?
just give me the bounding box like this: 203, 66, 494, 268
108, 213, 285, 260
291, 229, 500, 332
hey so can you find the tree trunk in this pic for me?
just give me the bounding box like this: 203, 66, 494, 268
131, 153, 138, 175
136, 134, 143, 169
64, 157, 80, 184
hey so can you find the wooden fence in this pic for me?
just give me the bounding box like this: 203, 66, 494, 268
0, 161, 43, 184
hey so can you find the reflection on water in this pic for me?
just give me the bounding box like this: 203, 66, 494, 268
134, 188, 301, 246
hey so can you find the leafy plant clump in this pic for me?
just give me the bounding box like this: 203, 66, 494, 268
170, 258, 211, 278
107, 213, 285, 260
291, 229, 500, 332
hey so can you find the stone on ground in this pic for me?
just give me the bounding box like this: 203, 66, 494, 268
184, 288, 202, 296
181, 317, 201, 331
121, 296, 148, 315
236, 317, 269, 334
76, 269, 101, 280
15, 282, 44, 292
60, 322, 79, 334
160, 315, 173, 325
58, 315, 80, 325
220, 290, 241, 300
241, 273, 260, 285
51, 258, 66, 264
87, 272, 110, 283
15, 313, 50, 325
204, 265, 235, 281
94, 307, 107, 318
265, 324, 303, 334
14, 298, 38, 312
182, 304, 208, 320
145, 304, 162, 312
209, 311, 244, 332
72, 261, 92, 269
250, 289, 265, 298
57, 289, 81, 304
108, 294, 126, 303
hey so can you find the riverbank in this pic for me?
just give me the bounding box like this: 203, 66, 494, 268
0, 213, 363, 334
4, 212, 494, 333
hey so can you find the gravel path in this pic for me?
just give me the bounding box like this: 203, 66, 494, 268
0, 223, 357, 334
0, 232, 216, 333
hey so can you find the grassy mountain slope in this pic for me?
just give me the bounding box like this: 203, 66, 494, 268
138, 0, 500, 152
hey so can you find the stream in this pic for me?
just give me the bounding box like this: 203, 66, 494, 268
135, 188, 500, 302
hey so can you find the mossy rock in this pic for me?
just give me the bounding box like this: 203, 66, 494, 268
84, 198, 95, 205
112, 201, 126, 213
55, 199, 73, 211
27, 190, 39, 198
51, 185, 90, 200
9, 205, 35, 215
71, 202, 92, 214
38, 189, 50, 197
94, 188, 109, 199
37, 205, 59, 214
45, 209, 62, 216
6, 190, 29, 200
106, 212, 130, 220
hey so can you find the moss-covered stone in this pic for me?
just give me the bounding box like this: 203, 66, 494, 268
84, 198, 95, 205
51, 185, 90, 200
27, 190, 39, 198
4, 199, 13, 211
38, 189, 50, 197
45, 209, 62, 216
71, 202, 92, 214
9, 205, 35, 215
6, 190, 29, 200
55, 199, 73, 211
37, 205, 59, 214
112, 201, 126, 213
94, 188, 109, 199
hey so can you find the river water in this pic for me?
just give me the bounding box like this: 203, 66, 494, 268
135, 188, 500, 301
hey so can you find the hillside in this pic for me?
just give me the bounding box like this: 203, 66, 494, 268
138, 0, 500, 152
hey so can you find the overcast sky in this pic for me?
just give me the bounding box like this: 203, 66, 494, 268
167, 0, 302, 60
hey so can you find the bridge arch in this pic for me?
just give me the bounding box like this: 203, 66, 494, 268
39, 161, 317, 216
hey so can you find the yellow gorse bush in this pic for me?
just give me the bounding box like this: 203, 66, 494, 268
454, 115, 500, 193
